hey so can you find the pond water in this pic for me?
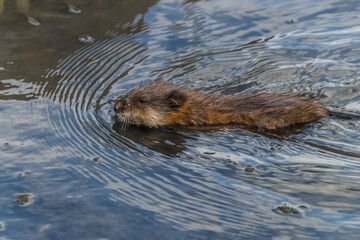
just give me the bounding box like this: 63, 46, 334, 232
1, 0, 360, 239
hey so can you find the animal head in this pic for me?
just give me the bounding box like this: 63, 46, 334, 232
114, 82, 186, 128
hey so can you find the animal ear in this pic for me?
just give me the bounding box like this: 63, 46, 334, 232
167, 90, 186, 109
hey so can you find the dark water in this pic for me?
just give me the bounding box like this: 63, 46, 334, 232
1, 0, 360, 239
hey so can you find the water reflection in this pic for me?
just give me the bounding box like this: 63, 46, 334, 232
16, 0, 29, 13
0, 0, 158, 102
1, 0, 360, 239
113, 124, 190, 156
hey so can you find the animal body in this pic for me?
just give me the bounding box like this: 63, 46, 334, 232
114, 82, 329, 130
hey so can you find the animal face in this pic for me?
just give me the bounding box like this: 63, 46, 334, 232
114, 82, 186, 128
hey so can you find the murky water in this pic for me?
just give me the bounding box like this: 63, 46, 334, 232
1, 0, 360, 239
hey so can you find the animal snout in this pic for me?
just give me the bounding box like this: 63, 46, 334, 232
114, 101, 124, 113
114, 95, 130, 113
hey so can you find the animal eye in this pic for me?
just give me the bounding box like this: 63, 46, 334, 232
140, 99, 146, 103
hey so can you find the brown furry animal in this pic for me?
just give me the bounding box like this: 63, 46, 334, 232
114, 82, 329, 130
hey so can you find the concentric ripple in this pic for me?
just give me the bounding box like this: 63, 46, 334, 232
29, 0, 360, 238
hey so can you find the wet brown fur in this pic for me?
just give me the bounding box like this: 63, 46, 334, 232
114, 82, 329, 130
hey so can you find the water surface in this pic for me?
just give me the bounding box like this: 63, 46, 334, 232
1, 0, 360, 239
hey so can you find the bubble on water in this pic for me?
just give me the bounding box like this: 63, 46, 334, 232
67, 4, 82, 14
27, 15, 40, 26
286, 19, 298, 24
298, 204, 310, 209
244, 166, 255, 172
78, 35, 95, 44
274, 202, 303, 216
226, 157, 238, 165
16, 193, 34, 206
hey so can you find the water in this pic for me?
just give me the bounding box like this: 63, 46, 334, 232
1, 0, 360, 239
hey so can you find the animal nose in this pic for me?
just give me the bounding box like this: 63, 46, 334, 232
114, 101, 123, 113
114, 95, 128, 113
